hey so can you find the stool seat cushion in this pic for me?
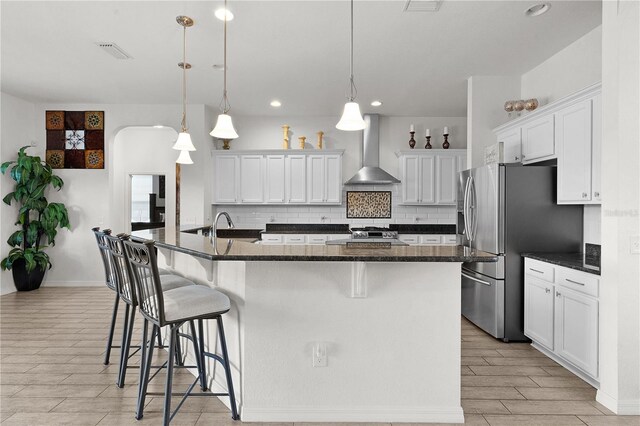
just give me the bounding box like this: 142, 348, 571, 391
161, 286, 231, 322
159, 275, 195, 292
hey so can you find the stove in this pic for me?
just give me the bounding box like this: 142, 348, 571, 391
350, 226, 399, 239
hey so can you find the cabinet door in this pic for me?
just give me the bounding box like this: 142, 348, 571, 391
522, 114, 555, 163
240, 155, 264, 203
286, 155, 307, 203
213, 155, 239, 203
436, 154, 457, 204
307, 155, 325, 203
265, 155, 285, 203
457, 153, 467, 173
497, 128, 523, 163
591, 94, 602, 203
557, 100, 592, 203
555, 287, 598, 378
401, 155, 420, 204
420, 156, 436, 204
524, 276, 555, 351
324, 155, 342, 203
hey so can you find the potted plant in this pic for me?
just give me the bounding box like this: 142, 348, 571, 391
1, 146, 70, 291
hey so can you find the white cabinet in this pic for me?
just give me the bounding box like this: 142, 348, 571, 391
399, 234, 458, 245
213, 155, 239, 203
397, 150, 466, 205
522, 114, 555, 163
308, 154, 342, 204
524, 258, 599, 384
556, 100, 592, 203
286, 155, 307, 203
591, 93, 602, 203
265, 155, 285, 203
525, 276, 555, 351
239, 155, 264, 203
212, 150, 343, 205
496, 128, 522, 163
554, 287, 598, 378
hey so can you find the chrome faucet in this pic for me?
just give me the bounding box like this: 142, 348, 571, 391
211, 211, 235, 244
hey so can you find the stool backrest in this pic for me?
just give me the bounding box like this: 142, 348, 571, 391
123, 239, 165, 325
91, 227, 116, 291
105, 234, 137, 306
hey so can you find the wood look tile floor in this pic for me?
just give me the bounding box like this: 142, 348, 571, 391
1, 287, 638, 426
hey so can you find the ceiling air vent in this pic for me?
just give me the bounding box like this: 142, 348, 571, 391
403, 0, 443, 12
96, 42, 133, 60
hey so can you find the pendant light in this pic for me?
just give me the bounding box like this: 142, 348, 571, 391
210, 0, 239, 139
336, 0, 366, 131
173, 15, 197, 162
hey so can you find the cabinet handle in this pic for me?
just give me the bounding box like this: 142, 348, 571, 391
565, 278, 585, 286
545, 288, 550, 293
594, 192, 600, 197
556, 291, 561, 297
529, 268, 545, 274
515, 156, 520, 161
582, 193, 588, 198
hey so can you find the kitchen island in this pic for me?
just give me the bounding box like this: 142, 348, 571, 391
132, 227, 497, 423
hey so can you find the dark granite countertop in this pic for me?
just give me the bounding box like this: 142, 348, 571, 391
131, 227, 498, 263
522, 253, 600, 275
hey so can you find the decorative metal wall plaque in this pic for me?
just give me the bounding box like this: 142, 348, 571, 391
45, 110, 104, 169
346, 191, 392, 219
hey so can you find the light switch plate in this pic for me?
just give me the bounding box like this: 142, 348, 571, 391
631, 236, 640, 255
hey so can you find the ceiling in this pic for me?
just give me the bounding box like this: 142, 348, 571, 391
1, 1, 601, 117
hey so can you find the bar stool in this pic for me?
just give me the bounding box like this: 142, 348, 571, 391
123, 239, 239, 425
104, 233, 195, 388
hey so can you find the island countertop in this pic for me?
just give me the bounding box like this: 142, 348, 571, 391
131, 227, 498, 263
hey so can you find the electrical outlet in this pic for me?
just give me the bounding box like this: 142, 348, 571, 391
312, 343, 327, 367
631, 236, 640, 255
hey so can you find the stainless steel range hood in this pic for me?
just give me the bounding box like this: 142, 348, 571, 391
344, 114, 401, 185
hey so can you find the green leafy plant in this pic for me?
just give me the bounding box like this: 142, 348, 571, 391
1, 146, 70, 273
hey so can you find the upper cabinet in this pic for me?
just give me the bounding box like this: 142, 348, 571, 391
212, 150, 343, 205
493, 83, 602, 205
396, 150, 466, 205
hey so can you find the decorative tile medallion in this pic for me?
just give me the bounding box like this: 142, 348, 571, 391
46, 111, 104, 169
85, 150, 104, 169
46, 150, 65, 169
346, 191, 392, 219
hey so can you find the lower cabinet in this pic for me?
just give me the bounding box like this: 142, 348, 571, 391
524, 258, 599, 382
398, 234, 458, 245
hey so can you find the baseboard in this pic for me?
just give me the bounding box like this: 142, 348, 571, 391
43, 281, 103, 287
597, 390, 640, 415
241, 406, 465, 423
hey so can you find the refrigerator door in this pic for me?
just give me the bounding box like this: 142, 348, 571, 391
461, 267, 505, 339
468, 163, 504, 255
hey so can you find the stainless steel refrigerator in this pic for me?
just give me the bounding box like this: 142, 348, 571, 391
458, 163, 583, 342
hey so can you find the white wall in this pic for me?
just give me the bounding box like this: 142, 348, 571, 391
597, 0, 640, 415
522, 26, 602, 107
0, 93, 37, 295
466, 76, 521, 168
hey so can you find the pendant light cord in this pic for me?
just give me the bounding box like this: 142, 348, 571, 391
181, 24, 188, 132
348, 0, 358, 102
220, 0, 231, 114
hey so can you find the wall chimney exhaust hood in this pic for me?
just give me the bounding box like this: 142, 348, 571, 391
345, 114, 401, 185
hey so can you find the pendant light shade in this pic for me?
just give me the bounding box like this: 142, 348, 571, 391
172, 131, 196, 151
210, 113, 239, 139
336, 0, 365, 131
336, 102, 366, 131
176, 149, 194, 164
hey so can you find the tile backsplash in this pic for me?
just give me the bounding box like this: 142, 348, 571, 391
213, 185, 457, 229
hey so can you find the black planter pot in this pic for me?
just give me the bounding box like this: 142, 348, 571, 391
11, 258, 46, 291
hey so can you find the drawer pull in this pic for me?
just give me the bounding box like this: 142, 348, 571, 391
462, 272, 491, 286
545, 288, 550, 293
565, 278, 585, 286
529, 268, 545, 274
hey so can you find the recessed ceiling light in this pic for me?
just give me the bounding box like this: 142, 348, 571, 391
215, 8, 234, 21
524, 3, 551, 17
270, 100, 282, 107
371, 100, 383, 107
153, 125, 165, 128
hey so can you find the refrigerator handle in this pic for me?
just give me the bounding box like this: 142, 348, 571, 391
463, 177, 471, 241
469, 176, 478, 242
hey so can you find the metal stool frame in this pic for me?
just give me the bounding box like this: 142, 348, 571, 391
123, 239, 239, 425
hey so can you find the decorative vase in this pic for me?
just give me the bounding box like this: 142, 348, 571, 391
11, 258, 45, 291
317, 131, 324, 149
409, 131, 416, 149
425, 136, 432, 149
282, 125, 290, 149
443, 134, 450, 149
298, 136, 306, 149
